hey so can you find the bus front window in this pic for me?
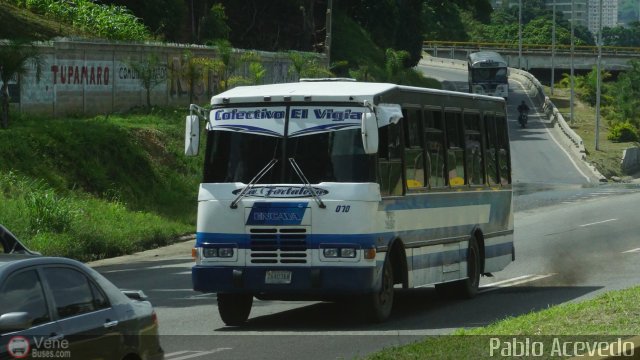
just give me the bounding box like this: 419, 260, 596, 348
286, 129, 376, 183
203, 131, 282, 184
203, 129, 376, 184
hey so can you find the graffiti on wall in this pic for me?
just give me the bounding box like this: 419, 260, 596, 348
50, 63, 111, 87
117, 64, 167, 83
168, 55, 214, 101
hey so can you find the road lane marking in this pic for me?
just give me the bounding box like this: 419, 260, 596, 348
479, 274, 555, 293
622, 248, 640, 254
579, 218, 617, 227
165, 351, 190, 357
166, 348, 232, 360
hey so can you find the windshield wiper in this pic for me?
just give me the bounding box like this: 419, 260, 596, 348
288, 158, 326, 209
230, 158, 278, 209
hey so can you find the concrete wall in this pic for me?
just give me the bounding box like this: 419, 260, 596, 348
13, 39, 303, 116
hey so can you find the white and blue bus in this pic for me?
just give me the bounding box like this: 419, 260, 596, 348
468, 51, 509, 100
184, 79, 514, 325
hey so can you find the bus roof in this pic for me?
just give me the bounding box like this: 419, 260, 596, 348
211, 81, 397, 105
211, 80, 503, 106
468, 51, 507, 67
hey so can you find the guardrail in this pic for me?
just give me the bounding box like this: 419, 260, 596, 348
423, 40, 640, 56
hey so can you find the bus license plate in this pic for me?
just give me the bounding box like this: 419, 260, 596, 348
265, 270, 292, 284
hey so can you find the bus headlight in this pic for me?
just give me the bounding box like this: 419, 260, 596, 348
203, 248, 218, 258
321, 245, 359, 260
218, 248, 235, 258
323, 248, 339, 258
340, 248, 356, 258
200, 243, 236, 260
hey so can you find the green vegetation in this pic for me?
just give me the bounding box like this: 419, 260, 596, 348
549, 87, 640, 178
0, 40, 43, 129
608, 122, 639, 142
0, 109, 202, 261
0, 2, 87, 40
368, 286, 640, 359
549, 61, 640, 177
5, 0, 150, 40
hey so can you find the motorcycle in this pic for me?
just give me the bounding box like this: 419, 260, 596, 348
518, 111, 528, 128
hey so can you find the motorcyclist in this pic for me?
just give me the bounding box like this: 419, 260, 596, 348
517, 100, 529, 126
517, 100, 529, 115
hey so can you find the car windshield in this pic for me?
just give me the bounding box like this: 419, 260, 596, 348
203, 129, 376, 184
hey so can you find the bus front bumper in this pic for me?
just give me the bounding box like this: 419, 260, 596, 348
192, 265, 378, 296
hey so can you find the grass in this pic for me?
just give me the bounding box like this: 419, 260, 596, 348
547, 87, 640, 179
367, 286, 640, 359
0, 1, 88, 40
0, 108, 202, 261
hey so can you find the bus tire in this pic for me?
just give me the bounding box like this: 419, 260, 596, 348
436, 235, 481, 299
363, 257, 394, 322
217, 293, 253, 326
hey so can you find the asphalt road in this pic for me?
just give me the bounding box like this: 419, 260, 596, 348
90, 64, 640, 360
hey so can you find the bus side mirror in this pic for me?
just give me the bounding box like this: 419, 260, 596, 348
185, 115, 200, 156
361, 111, 378, 155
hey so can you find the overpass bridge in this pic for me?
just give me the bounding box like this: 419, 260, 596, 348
423, 41, 640, 71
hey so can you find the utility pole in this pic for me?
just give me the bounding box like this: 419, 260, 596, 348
551, 0, 556, 95
325, 0, 333, 65
570, 0, 575, 125
518, 0, 523, 69
595, 0, 603, 151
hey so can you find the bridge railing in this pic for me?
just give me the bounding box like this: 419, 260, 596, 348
423, 40, 640, 56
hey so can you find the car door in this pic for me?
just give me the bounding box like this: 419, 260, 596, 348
41, 266, 123, 360
0, 268, 63, 360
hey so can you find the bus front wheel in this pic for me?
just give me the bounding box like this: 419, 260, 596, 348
364, 257, 394, 322
217, 293, 253, 326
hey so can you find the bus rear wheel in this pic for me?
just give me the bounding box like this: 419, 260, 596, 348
436, 235, 481, 299
217, 293, 253, 326
363, 257, 394, 322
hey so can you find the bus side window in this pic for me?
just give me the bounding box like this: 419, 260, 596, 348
484, 114, 500, 186
464, 112, 484, 186
424, 109, 446, 188
377, 122, 403, 196
403, 108, 426, 190
445, 111, 465, 186
495, 115, 511, 185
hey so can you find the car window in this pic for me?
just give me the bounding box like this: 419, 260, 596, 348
0, 269, 50, 326
89, 281, 109, 310
44, 267, 108, 319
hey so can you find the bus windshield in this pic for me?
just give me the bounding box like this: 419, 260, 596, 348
203, 129, 376, 184
471, 67, 507, 83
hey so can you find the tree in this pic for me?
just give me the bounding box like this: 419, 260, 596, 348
0, 40, 42, 129
127, 54, 166, 111
575, 67, 611, 107
612, 60, 640, 127
287, 51, 333, 79
603, 22, 640, 47
172, 50, 204, 104
99, 0, 185, 41
200, 3, 231, 44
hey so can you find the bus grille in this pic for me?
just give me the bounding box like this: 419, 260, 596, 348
249, 227, 308, 264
